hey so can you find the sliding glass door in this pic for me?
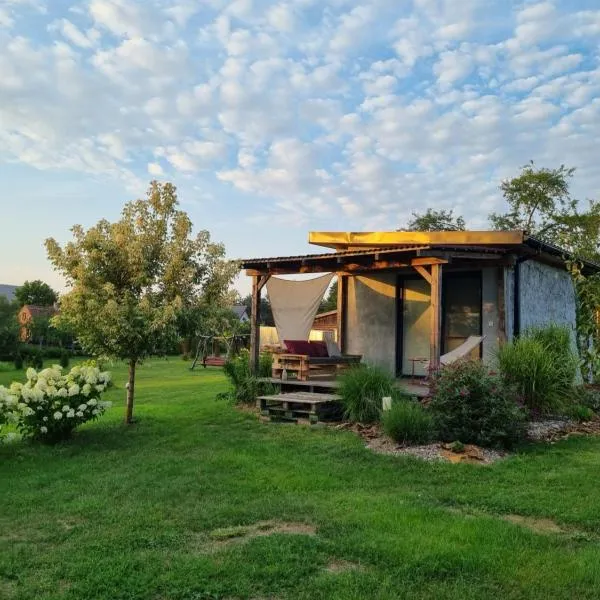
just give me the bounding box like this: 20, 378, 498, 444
397, 272, 482, 377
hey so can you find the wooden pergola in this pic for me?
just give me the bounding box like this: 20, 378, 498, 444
241, 230, 600, 375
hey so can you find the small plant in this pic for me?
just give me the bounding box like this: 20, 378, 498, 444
59, 350, 70, 369
449, 440, 465, 453
0, 364, 112, 443
566, 404, 595, 422
497, 325, 577, 416
339, 364, 394, 424
382, 396, 435, 444
13, 353, 23, 370
573, 386, 600, 414
222, 350, 273, 404
26, 350, 44, 370
429, 360, 526, 449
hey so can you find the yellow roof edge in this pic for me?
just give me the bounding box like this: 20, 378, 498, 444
308, 231, 526, 249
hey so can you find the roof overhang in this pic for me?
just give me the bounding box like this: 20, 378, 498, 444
240, 231, 600, 277
309, 230, 526, 249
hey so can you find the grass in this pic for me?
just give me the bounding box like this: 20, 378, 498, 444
2, 360, 600, 598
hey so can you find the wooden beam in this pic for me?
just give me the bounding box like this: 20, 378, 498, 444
413, 265, 432, 284
257, 274, 270, 292
411, 256, 449, 266
249, 275, 261, 375
430, 263, 442, 369
337, 274, 347, 354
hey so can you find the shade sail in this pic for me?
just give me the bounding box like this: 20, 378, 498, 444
266, 274, 334, 343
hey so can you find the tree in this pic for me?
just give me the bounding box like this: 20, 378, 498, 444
15, 280, 58, 307
46, 181, 237, 424
242, 294, 275, 326
406, 208, 466, 231
489, 161, 600, 258
0, 296, 18, 359
320, 280, 338, 313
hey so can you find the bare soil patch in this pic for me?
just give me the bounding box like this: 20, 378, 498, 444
325, 559, 363, 574
194, 520, 317, 553
502, 514, 564, 534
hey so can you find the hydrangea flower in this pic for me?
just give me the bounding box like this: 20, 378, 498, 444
53, 411, 63, 420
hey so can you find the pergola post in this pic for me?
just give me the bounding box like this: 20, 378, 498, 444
336, 274, 347, 353
429, 263, 442, 368
249, 276, 261, 375
250, 275, 269, 375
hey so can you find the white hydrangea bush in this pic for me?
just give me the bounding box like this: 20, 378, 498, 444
0, 364, 112, 443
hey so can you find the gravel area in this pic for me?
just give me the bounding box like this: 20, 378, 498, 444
527, 419, 575, 441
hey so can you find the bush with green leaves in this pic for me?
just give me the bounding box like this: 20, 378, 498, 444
497, 324, 577, 416
339, 364, 394, 424
429, 360, 526, 449
59, 350, 70, 369
382, 395, 435, 444
222, 350, 273, 404
573, 386, 600, 414
0, 364, 112, 444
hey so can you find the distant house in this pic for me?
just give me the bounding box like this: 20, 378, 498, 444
18, 305, 58, 342
232, 305, 250, 323
313, 310, 338, 332
0, 284, 17, 303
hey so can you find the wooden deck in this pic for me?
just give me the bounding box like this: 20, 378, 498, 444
258, 377, 430, 398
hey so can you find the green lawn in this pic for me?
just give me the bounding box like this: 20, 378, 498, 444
2, 360, 600, 599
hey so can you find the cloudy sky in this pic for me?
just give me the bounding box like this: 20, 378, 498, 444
1, 0, 599, 292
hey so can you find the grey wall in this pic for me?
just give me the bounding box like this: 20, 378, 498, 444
346, 273, 396, 373
481, 268, 500, 363
517, 260, 578, 353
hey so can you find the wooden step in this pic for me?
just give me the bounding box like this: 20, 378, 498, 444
257, 391, 344, 424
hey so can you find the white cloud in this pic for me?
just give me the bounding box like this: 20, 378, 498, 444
147, 162, 164, 176
1, 0, 600, 234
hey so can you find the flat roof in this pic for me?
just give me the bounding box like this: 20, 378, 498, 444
240, 231, 600, 275
309, 230, 525, 249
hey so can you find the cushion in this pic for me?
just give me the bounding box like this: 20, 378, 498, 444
325, 339, 342, 357
309, 341, 329, 358
283, 340, 312, 355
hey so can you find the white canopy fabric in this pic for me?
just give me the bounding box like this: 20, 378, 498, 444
267, 274, 334, 343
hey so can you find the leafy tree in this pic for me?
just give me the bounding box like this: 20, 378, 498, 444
15, 280, 58, 307
46, 181, 237, 424
490, 161, 600, 258
242, 295, 274, 326
320, 280, 338, 313
0, 296, 18, 359
406, 208, 466, 231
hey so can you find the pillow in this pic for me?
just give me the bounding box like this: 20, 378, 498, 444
309, 341, 328, 357
326, 339, 342, 357
284, 340, 312, 355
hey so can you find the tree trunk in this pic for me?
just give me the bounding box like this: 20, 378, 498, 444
125, 359, 136, 425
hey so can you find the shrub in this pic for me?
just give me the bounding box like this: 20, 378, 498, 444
0, 364, 112, 443
566, 404, 595, 422
574, 386, 600, 414
59, 350, 70, 369
429, 360, 526, 449
0, 362, 13, 373
222, 350, 273, 404
382, 396, 435, 444
497, 325, 577, 416
339, 364, 394, 424
26, 350, 44, 370
13, 353, 23, 370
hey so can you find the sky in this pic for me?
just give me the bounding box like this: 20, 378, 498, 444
1, 0, 599, 295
